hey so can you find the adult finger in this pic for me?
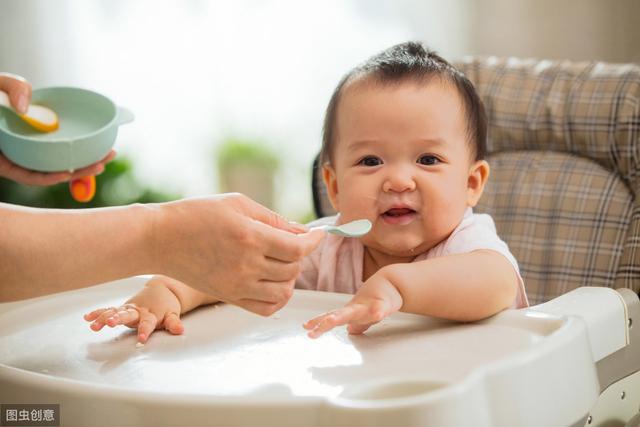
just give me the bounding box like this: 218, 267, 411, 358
258, 226, 325, 263
234, 298, 285, 317
251, 280, 295, 305
162, 312, 184, 335
0, 153, 71, 185
240, 196, 308, 234
70, 150, 116, 178
0, 73, 31, 114
261, 258, 301, 282
137, 310, 159, 343
22, 171, 71, 186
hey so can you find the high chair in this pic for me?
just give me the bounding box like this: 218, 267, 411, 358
0, 57, 638, 427
312, 55, 640, 426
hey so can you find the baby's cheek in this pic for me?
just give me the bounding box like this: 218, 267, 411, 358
421, 209, 460, 243
338, 196, 375, 219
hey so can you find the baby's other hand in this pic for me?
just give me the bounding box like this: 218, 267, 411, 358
303, 302, 384, 338
83, 276, 184, 344
303, 273, 403, 338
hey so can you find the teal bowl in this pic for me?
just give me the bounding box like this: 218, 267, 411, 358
0, 87, 134, 172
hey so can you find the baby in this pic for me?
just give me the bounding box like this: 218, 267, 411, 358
84, 42, 528, 343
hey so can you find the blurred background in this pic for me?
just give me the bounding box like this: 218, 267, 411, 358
1, 0, 638, 221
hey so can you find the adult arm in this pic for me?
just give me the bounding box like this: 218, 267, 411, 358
0, 202, 156, 301
0, 193, 324, 313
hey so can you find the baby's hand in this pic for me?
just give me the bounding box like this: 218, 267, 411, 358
303, 273, 403, 338
83, 276, 186, 344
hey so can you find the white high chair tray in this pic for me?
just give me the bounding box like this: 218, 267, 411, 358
0, 276, 599, 427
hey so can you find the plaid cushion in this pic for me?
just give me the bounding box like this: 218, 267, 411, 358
312, 56, 640, 303
455, 57, 640, 301
478, 151, 634, 304
455, 57, 640, 193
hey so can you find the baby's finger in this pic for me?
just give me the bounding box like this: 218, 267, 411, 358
163, 312, 184, 335
107, 307, 140, 327
303, 311, 335, 331
136, 311, 159, 343
307, 307, 360, 339
307, 316, 342, 338
304, 305, 358, 330
83, 308, 109, 322
304, 307, 351, 330
347, 322, 374, 335
88, 307, 118, 331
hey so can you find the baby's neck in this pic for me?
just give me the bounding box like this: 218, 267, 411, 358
362, 246, 418, 281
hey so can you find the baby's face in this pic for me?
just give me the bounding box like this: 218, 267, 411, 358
324, 78, 488, 258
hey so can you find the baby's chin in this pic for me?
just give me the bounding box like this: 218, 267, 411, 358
365, 236, 430, 258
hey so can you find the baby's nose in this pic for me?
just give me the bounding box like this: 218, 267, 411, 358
382, 169, 416, 193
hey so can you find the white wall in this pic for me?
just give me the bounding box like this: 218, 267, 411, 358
466, 0, 640, 63
2, 0, 471, 219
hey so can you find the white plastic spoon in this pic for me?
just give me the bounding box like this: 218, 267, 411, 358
0, 90, 59, 132
312, 219, 372, 237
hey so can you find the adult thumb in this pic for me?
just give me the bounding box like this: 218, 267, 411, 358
0, 73, 31, 114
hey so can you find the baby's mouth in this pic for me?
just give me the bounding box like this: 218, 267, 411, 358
381, 207, 417, 225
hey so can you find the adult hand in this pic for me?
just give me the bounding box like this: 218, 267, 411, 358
0, 72, 116, 186
154, 193, 325, 316
0, 150, 116, 186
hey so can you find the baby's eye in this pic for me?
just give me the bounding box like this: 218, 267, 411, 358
417, 155, 440, 166
358, 156, 383, 167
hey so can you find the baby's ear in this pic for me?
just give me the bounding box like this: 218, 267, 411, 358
467, 160, 490, 207
322, 163, 340, 212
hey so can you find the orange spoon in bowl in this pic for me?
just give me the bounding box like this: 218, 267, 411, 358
0, 90, 59, 132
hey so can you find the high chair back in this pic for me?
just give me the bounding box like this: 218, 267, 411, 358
312, 56, 640, 305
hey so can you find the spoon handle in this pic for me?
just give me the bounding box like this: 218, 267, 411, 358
69, 176, 96, 203
309, 224, 365, 238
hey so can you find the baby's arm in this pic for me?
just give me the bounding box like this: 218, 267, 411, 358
305, 250, 517, 337
383, 250, 517, 320
83, 275, 218, 343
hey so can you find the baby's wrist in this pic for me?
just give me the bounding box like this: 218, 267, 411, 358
365, 269, 404, 313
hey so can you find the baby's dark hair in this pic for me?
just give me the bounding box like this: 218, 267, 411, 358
320, 41, 487, 164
